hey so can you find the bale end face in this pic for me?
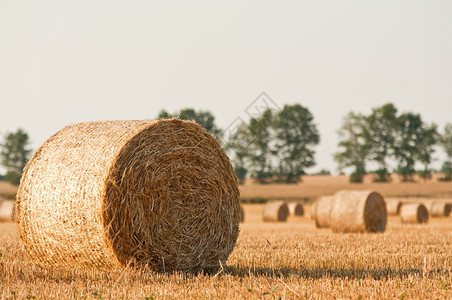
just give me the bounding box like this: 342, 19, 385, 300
288, 202, 304, 216
364, 192, 387, 233
417, 204, 429, 223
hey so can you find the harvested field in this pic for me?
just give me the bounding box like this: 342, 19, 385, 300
0, 203, 451, 298
240, 175, 452, 201
1, 175, 452, 298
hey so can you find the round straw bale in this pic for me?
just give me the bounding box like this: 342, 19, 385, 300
330, 190, 387, 233
385, 199, 402, 216
430, 202, 452, 217
314, 196, 333, 228
262, 201, 289, 222
310, 201, 318, 220
0, 200, 15, 222
288, 202, 304, 216
400, 203, 429, 223
239, 205, 245, 222
15, 119, 240, 272
420, 200, 434, 213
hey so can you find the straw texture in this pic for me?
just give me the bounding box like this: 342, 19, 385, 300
385, 199, 402, 216
314, 196, 333, 228
239, 205, 245, 222
0, 200, 14, 222
262, 201, 289, 222
310, 201, 317, 220
430, 202, 451, 217
287, 202, 304, 216
330, 190, 387, 233
400, 203, 429, 224
16, 119, 240, 272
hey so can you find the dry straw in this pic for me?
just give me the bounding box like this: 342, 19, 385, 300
0, 200, 15, 222
329, 190, 387, 233
400, 203, 429, 224
314, 196, 333, 228
310, 200, 318, 220
385, 199, 403, 216
430, 202, 452, 217
262, 201, 289, 222
16, 119, 240, 272
287, 202, 304, 217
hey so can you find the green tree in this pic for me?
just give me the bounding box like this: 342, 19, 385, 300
246, 109, 275, 183
0, 129, 32, 185
416, 123, 438, 181
439, 123, 452, 181
365, 103, 398, 182
334, 112, 371, 183
157, 108, 223, 138
393, 113, 427, 182
273, 104, 320, 183
225, 122, 250, 184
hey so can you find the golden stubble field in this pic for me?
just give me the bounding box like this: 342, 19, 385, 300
0, 204, 451, 299
1, 177, 452, 299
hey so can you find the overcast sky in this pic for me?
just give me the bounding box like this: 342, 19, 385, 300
1, 1, 451, 174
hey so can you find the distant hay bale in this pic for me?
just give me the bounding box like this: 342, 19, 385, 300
310, 201, 318, 220
0, 200, 15, 222
16, 119, 240, 272
239, 205, 245, 222
314, 196, 333, 228
430, 202, 452, 217
400, 203, 429, 224
330, 191, 387, 233
262, 201, 289, 222
385, 199, 402, 216
420, 200, 434, 213
287, 202, 304, 216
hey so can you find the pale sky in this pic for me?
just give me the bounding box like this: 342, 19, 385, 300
1, 1, 451, 174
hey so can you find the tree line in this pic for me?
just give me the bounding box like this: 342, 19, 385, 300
335, 103, 452, 183
1, 103, 451, 185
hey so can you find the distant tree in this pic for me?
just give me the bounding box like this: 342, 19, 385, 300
334, 112, 371, 183
0, 129, 32, 185
157, 108, 223, 138
439, 123, 452, 181
246, 109, 275, 183
416, 123, 438, 181
393, 112, 428, 182
312, 169, 331, 175
365, 103, 398, 182
226, 122, 251, 184
273, 104, 320, 183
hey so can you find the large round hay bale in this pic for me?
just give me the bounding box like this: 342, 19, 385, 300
287, 202, 304, 216
239, 205, 245, 222
0, 200, 15, 222
16, 119, 240, 272
385, 199, 402, 216
330, 190, 387, 233
430, 202, 451, 217
262, 201, 289, 222
400, 203, 429, 223
314, 196, 333, 228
